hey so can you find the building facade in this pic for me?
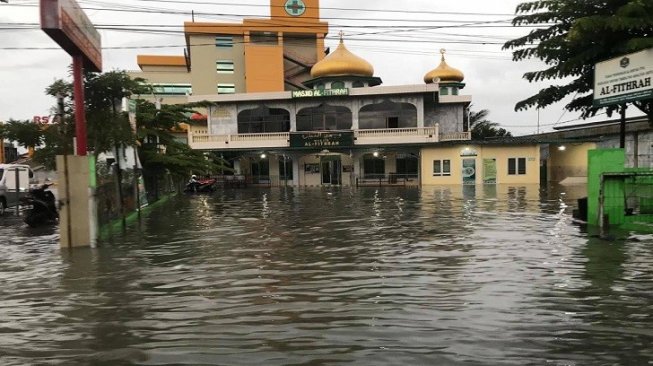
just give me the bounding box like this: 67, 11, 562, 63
129, 0, 328, 98
129, 1, 543, 187
185, 38, 480, 187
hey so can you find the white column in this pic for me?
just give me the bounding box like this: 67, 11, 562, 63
292, 156, 300, 186
416, 98, 424, 128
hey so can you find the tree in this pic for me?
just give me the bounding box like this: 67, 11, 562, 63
469, 108, 512, 140
135, 100, 229, 179
503, 0, 653, 120
45, 70, 147, 156
3, 119, 44, 151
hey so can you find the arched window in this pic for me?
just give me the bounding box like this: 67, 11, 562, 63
331, 81, 345, 89
352, 81, 365, 88
237, 106, 290, 133
359, 100, 417, 129
296, 104, 352, 131
315, 83, 325, 90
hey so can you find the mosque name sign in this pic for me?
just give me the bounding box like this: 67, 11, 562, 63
594, 48, 653, 107
291, 88, 349, 98
290, 131, 354, 148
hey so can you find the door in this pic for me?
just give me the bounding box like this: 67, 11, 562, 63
321, 157, 342, 185
462, 158, 476, 185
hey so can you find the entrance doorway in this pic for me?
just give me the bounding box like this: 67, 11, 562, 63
321, 156, 342, 185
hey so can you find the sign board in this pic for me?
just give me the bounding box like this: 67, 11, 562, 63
482, 158, 497, 184
40, 0, 102, 72
593, 48, 653, 107
33, 115, 51, 124
291, 88, 349, 98
290, 131, 354, 148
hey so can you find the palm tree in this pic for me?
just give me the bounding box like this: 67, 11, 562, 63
468, 108, 512, 140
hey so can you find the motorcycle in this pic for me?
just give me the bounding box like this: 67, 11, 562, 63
21, 183, 58, 227
184, 178, 217, 194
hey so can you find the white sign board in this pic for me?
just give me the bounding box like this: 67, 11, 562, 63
593, 48, 653, 107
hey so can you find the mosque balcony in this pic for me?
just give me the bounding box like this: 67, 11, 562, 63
188, 126, 470, 150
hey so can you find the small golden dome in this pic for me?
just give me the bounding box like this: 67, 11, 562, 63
311, 33, 374, 78
424, 49, 464, 83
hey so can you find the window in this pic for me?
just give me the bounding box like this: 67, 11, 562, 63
215, 36, 233, 48
279, 157, 293, 180
216, 60, 234, 74
296, 104, 352, 131
433, 160, 451, 176
250, 31, 277, 45
150, 83, 192, 96
352, 81, 365, 88
387, 116, 399, 129
508, 158, 526, 175
331, 81, 345, 89
363, 156, 385, 179
217, 83, 235, 94
396, 154, 418, 178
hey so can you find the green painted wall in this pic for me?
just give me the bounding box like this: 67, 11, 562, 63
587, 149, 625, 225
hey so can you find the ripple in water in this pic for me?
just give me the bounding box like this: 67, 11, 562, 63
1, 185, 652, 365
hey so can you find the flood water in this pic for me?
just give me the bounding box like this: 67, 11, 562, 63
1, 185, 652, 365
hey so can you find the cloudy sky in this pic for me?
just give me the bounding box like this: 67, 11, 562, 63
0, 0, 626, 135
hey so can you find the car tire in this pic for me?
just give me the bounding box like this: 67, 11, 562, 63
0, 198, 6, 216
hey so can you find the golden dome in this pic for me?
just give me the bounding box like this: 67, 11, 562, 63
311, 34, 374, 78
424, 49, 464, 83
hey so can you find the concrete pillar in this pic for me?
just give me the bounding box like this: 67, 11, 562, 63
351, 99, 360, 130
292, 156, 300, 186
234, 160, 241, 175
57, 155, 98, 248
353, 152, 362, 184
416, 98, 424, 128
289, 104, 297, 132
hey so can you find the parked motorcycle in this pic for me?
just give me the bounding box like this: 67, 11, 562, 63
184, 178, 217, 194
21, 183, 58, 227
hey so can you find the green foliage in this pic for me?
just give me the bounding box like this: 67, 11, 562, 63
135, 100, 232, 178
3, 119, 44, 149
45, 70, 146, 155
469, 108, 513, 140
504, 0, 653, 119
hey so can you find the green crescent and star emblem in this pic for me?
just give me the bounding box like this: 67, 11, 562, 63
284, 0, 306, 16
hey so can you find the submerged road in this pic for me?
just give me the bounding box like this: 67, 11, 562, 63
1, 185, 652, 365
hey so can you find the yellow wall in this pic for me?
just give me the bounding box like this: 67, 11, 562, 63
547, 142, 595, 182
245, 45, 285, 92
421, 144, 541, 185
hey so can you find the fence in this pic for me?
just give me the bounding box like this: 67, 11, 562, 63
598, 171, 653, 229
356, 173, 419, 187
96, 165, 182, 229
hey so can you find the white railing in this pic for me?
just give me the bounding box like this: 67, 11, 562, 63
354, 127, 438, 138
189, 125, 471, 149
440, 131, 471, 141
230, 132, 290, 142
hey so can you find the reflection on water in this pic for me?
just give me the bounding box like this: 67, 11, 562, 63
1, 185, 652, 365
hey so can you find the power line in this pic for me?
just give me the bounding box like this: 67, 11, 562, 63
93, 0, 516, 17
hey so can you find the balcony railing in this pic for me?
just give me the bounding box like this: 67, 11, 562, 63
189, 125, 470, 150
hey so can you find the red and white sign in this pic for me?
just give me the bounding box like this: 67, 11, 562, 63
33, 115, 51, 124
40, 0, 102, 72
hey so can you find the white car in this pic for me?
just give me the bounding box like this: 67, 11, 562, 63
0, 164, 33, 215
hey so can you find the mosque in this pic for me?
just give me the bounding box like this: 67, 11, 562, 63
129, 0, 542, 187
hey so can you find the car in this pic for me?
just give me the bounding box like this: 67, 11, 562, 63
0, 164, 33, 215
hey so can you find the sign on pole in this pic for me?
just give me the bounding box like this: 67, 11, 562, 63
593, 48, 653, 107
40, 0, 102, 72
